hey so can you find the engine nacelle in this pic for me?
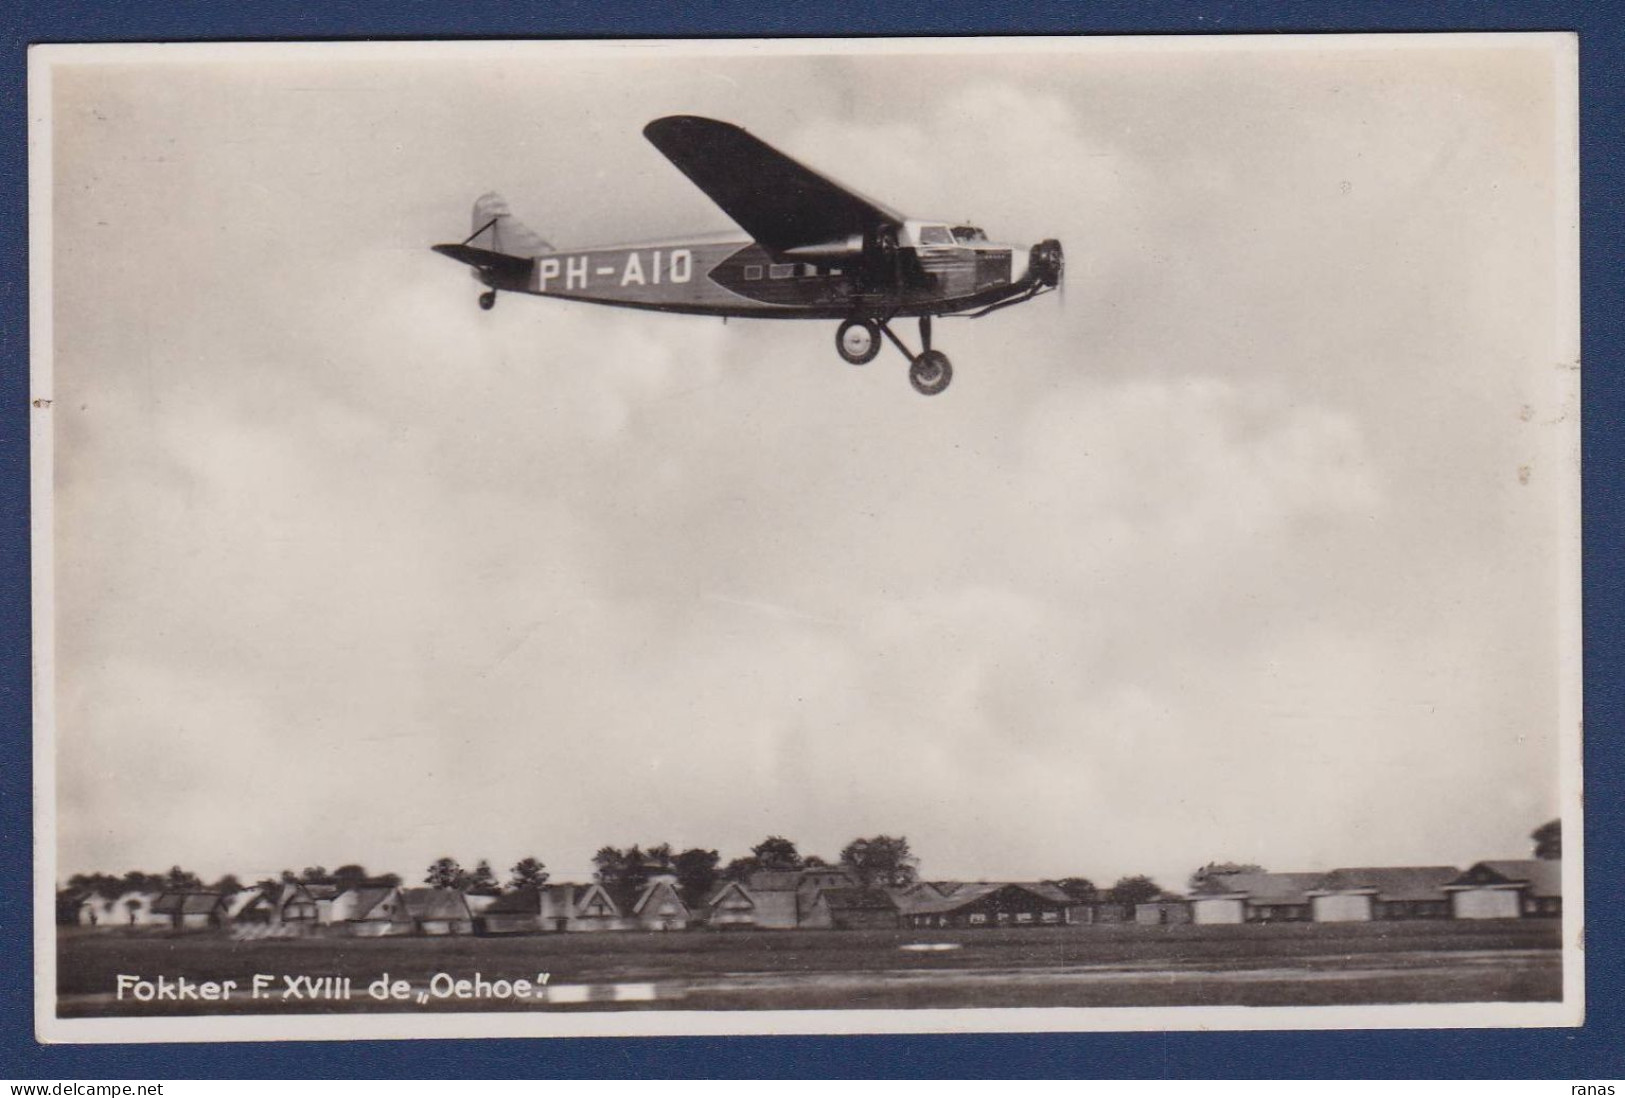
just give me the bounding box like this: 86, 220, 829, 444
782, 234, 865, 262
1029, 239, 1064, 288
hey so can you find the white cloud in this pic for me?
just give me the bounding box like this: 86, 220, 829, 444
49, 50, 1567, 887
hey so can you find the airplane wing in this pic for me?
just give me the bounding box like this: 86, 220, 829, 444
643, 115, 905, 254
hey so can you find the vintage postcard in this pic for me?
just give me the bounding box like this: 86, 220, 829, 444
30, 34, 1581, 1043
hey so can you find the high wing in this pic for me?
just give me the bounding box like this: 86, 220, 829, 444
643, 115, 905, 254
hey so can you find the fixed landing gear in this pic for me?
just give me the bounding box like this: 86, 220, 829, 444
837, 313, 952, 395
909, 349, 952, 396
479, 290, 497, 311
835, 318, 882, 365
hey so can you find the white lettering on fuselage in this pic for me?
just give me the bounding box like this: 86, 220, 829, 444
539, 249, 693, 293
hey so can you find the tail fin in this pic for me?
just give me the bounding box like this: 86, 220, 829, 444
468, 192, 554, 257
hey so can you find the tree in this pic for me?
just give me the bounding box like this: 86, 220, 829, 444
802, 854, 829, 869
594, 845, 656, 910
1105, 875, 1163, 906
509, 857, 550, 891
466, 859, 500, 895
1188, 862, 1264, 892
332, 865, 370, 889
298, 866, 330, 884
1532, 819, 1561, 860
593, 846, 626, 883
1052, 877, 1098, 903
839, 835, 919, 887
424, 857, 467, 890
121, 870, 167, 894
721, 855, 760, 883
163, 866, 203, 891
66, 872, 125, 900
212, 874, 243, 895
672, 848, 720, 908
751, 836, 803, 871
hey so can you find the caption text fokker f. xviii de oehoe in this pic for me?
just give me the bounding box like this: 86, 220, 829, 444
433, 115, 1065, 395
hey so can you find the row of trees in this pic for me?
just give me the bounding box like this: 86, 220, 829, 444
67, 867, 233, 901
406, 834, 925, 911
58, 858, 1253, 912
61, 820, 1562, 910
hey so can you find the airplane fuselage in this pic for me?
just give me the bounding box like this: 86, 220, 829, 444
450, 234, 1038, 320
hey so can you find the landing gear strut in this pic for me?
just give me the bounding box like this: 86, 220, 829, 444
479, 290, 497, 311
836, 314, 952, 395
905, 315, 952, 396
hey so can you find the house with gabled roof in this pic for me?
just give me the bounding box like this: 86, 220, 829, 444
398, 888, 474, 935
1134, 893, 1193, 925
79, 890, 166, 928
628, 877, 691, 931
740, 869, 805, 928
1306, 866, 1459, 922
1189, 872, 1322, 924
801, 886, 900, 930
566, 882, 625, 931
726, 867, 862, 928
1443, 860, 1562, 919
329, 885, 409, 935
271, 881, 340, 925
899, 882, 1077, 929
480, 886, 556, 935
75, 892, 119, 927
794, 867, 858, 914
224, 888, 270, 922
152, 892, 229, 930
700, 880, 758, 930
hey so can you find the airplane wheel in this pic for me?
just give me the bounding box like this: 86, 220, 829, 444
479, 291, 497, 311
909, 350, 952, 396
835, 318, 882, 365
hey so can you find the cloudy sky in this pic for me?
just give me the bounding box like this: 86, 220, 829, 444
43, 37, 1576, 891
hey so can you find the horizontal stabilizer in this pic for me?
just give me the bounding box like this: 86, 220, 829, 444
430, 243, 533, 282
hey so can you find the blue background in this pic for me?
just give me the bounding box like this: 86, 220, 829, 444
4, 0, 1620, 1079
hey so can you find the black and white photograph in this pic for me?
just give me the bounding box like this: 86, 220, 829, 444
30, 34, 1581, 1042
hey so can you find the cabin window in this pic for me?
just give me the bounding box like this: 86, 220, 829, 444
1016, 912, 1034, 924
969, 913, 987, 925
769, 263, 796, 279
829, 268, 843, 277
744, 265, 763, 281
1041, 911, 1059, 923
918, 225, 955, 247
801, 263, 818, 277
951, 226, 988, 243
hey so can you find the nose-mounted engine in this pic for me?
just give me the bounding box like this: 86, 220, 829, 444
1029, 239, 1064, 288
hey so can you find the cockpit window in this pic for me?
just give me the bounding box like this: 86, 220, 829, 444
917, 225, 955, 247
951, 225, 988, 243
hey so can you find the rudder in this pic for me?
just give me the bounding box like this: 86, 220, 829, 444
469, 192, 554, 257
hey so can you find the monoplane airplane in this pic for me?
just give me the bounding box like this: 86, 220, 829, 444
433, 115, 1063, 396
